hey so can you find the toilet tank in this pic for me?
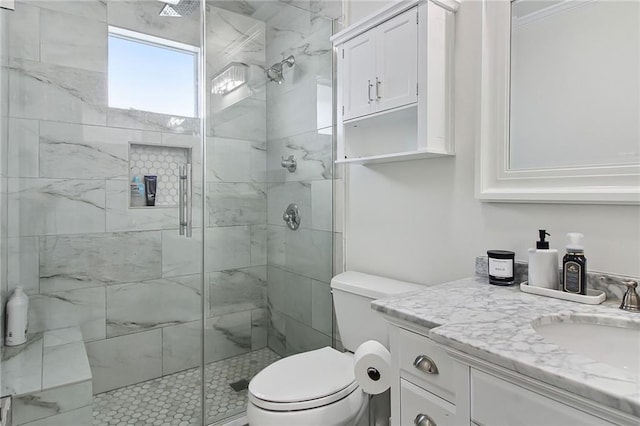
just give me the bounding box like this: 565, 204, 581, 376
330, 271, 423, 352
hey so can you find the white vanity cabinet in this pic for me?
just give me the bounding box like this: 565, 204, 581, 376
387, 322, 638, 426
341, 7, 418, 121
331, 0, 458, 165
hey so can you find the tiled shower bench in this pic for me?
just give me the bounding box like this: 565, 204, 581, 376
1, 327, 92, 425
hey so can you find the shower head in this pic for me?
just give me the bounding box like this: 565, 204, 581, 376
266, 55, 295, 84
158, 0, 198, 17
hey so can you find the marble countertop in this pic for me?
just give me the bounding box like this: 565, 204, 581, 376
372, 277, 640, 418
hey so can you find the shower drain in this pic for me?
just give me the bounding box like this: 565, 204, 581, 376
229, 379, 249, 392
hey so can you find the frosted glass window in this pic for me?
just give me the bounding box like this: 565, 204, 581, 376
108, 27, 198, 118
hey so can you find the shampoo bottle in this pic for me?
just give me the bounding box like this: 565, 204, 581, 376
5, 286, 29, 346
562, 233, 587, 295
528, 230, 559, 289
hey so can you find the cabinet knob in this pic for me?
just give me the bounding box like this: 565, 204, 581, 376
413, 355, 439, 375
415, 413, 436, 426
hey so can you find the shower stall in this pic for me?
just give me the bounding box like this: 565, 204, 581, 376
0, 0, 342, 424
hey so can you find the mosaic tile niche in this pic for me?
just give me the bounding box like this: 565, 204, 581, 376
129, 143, 191, 207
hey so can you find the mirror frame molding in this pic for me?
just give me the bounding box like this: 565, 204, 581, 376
476, 0, 640, 205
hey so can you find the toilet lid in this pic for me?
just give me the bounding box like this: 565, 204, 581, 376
249, 347, 358, 411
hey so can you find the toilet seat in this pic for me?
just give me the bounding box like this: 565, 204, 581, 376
249, 347, 358, 412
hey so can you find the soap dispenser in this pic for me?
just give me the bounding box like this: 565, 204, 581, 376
563, 233, 587, 295
528, 230, 559, 289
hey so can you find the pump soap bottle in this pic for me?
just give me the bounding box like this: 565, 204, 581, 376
528, 230, 559, 289
562, 233, 587, 295
6, 286, 29, 346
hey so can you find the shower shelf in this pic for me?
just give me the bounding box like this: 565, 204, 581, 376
128, 143, 192, 208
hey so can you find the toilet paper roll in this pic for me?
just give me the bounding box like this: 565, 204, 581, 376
353, 340, 391, 395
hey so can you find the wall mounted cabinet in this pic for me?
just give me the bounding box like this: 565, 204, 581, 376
332, 0, 459, 165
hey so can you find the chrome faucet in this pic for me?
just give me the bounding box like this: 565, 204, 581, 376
620, 280, 640, 312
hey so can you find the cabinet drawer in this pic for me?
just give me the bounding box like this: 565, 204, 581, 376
399, 328, 455, 403
471, 369, 613, 426
400, 379, 457, 426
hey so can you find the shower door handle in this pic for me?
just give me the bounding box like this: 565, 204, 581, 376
179, 164, 192, 238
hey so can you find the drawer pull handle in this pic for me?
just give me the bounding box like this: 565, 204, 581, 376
413, 355, 438, 374
415, 413, 436, 426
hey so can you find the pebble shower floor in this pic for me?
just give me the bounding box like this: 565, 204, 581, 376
93, 348, 280, 425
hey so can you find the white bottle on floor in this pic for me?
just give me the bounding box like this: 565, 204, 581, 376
6, 286, 29, 346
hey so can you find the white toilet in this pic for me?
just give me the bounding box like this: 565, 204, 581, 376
247, 271, 422, 425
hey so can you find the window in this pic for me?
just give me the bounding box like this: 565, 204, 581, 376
108, 27, 199, 118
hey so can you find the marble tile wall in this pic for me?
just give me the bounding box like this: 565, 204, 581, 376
203, 4, 269, 380
5, 0, 214, 394
264, 4, 335, 356
0, 8, 10, 348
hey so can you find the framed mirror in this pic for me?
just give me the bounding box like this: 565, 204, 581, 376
476, 0, 639, 204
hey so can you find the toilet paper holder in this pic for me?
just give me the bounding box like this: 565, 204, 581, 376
413, 355, 439, 375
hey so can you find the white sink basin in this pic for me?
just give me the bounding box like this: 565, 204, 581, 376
533, 316, 640, 377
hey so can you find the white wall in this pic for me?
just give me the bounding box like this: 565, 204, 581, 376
344, 0, 640, 285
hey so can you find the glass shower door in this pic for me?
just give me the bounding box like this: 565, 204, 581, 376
203, 1, 337, 423
0, 1, 205, 425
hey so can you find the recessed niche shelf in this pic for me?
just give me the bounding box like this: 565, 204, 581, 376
128, 143, 191, 208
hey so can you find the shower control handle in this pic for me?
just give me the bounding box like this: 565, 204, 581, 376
281, 155, 297, 173
375, 77, 382, 100
367, 80, 373, 104
282, 204, 301, 231
179, 164, 192, 238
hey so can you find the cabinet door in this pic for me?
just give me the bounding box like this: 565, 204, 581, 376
341, 31, 377, 120
375, 7, 418, 113
471, 369, 613, 426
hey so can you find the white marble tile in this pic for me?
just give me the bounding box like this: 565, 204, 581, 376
11, 381, 92, 426
251, 308, 268, 350
311, 179, 332, 232
0, 333, 43, 396
8, 2, 39, 61
9, 58, 107, 125
266, 224, 286, 267
162, 229, 203, 278
39, 231, 162, 292
8, 118, 39, 178
40, 8, 107, 73
267, 181, 311, 228
266, 130, 332, 182
267, 308, 286, 356
207, 137, 266, 183
106, 274, 202, 338
26, 0, 107, 21
106, 180, 180, 232
207, 182, 266, 226
250, 224, 267, 266
42, 341, 92, 389
43, 327, 83, 348
107, 108, 200, 134
209, 266, 266, 316
206, 6, 265, 69
212, 1, 286, 22
207, 311, 252, 362
285, 315, 330, 355
107, 0, 200, 46
267, 266, 312, 325
40, 122, 127, 180
161, 320, 202, 375
7, 178, 106, 237
211, 97, 266, 141
311, 279, 332, 336
8, 236, 39, 295
86, 329, 162, 394
286, 228, 332, 282
29, 287, 106, 342
20, 405, 92, 426
205, 226, 251, 272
